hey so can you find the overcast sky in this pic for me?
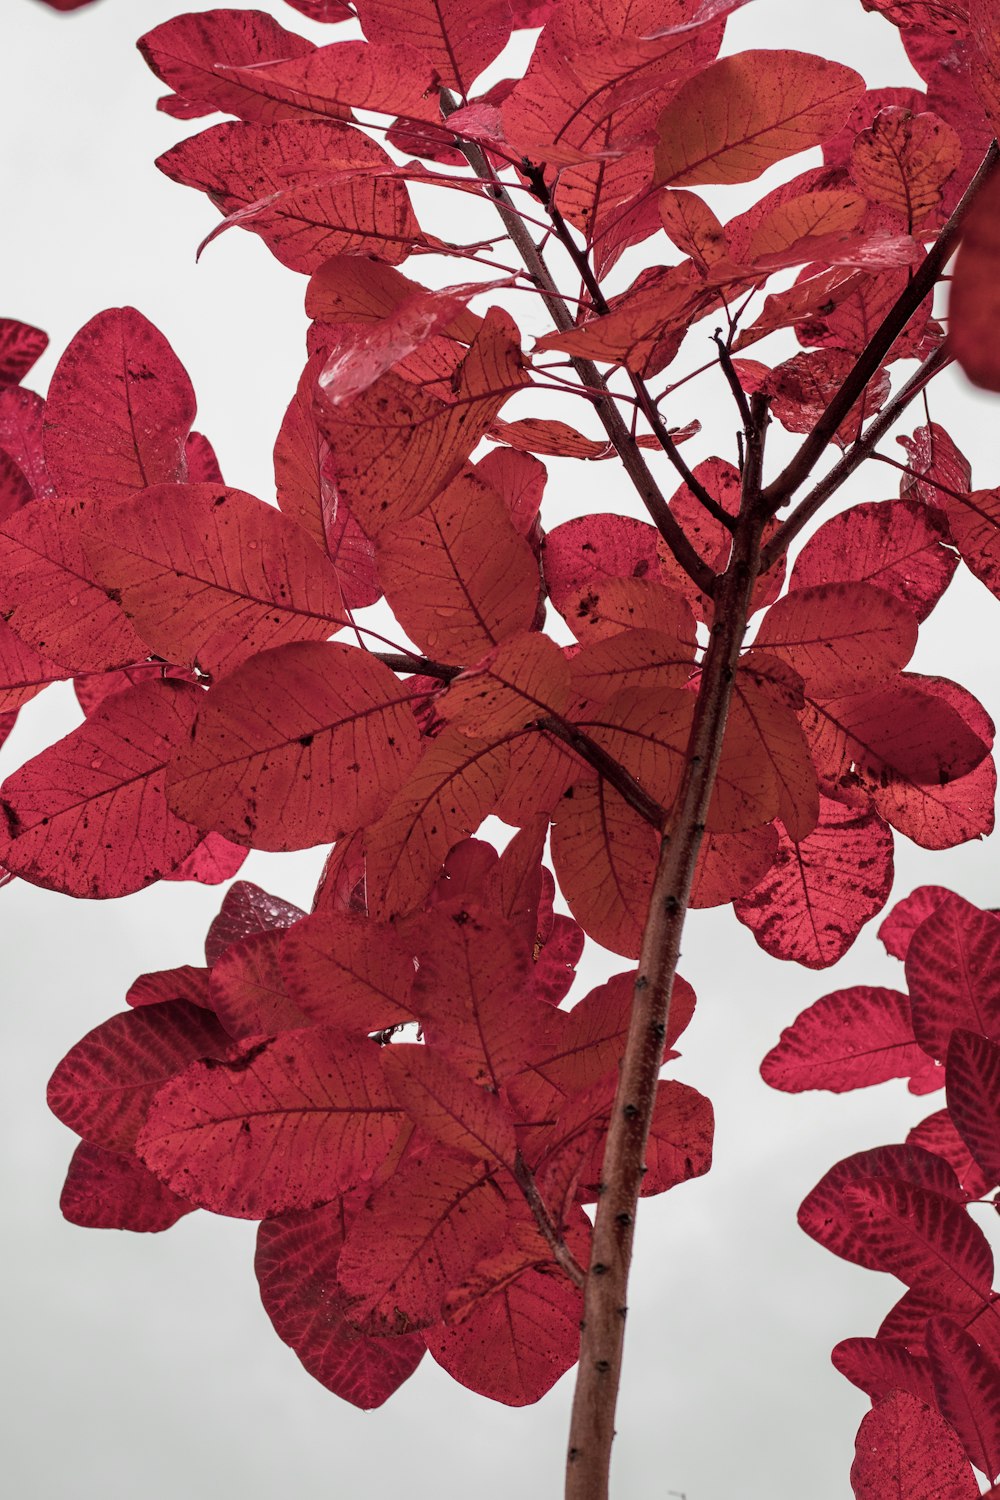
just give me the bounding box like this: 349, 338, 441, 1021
3, 2, 1000, 1497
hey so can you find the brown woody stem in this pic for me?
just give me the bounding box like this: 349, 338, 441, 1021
564, 394, 771, 1500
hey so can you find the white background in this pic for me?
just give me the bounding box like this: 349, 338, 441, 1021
3, 2, 999, 1497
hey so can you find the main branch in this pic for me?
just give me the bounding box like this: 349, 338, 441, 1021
565, 395, 771, 1500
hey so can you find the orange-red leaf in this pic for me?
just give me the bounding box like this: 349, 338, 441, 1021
734, 798, 894, 968
137, 1028, 404, 1217
43, 307, 196, 502
440, 634, 570, 738
166, 641, 421, 850
654, 51, 864, 186
851, 1392, 979, 1499
157, 120, 420, 273
337, 1150, 509, 1333
375, 469, 539, 664
850, 106, 962, 224
0, 496, 147, 673
255, 1200, 425, 1408
84, 482, 344, 678
320, 310, 528, 536
0, 680, 203, 898
383, 1046, 518, 1166
365, 731, 511, 919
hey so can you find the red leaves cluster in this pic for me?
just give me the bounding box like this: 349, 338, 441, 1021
13, 0, 1000, 1458
764, 887, 1000, 1493
47, 865, 710, 1408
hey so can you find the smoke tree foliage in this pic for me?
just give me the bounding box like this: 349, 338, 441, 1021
8, 0, 1000, 1494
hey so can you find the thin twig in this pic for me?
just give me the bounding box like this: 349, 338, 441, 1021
760, 141, 1000, 512
512, 1152, 586, 1288
521, 164, 732, 529
713, 329, 753, 429
437, 103, 715, 592
759, 345, 950, 571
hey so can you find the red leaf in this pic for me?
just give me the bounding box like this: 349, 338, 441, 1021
543, 513, 664, 608
409, 905, 543, 1090
951, 170, 1000, 391
654, 51, 864, 186
126, 965, 212, 1010
474, 447, 547, 539
375, 469, 540, 665
905, 896, 1000, 1059
734, 799, 894, 969
162, 831, 248, 885
0, 617, 69, 714
205, 879, 305, 966
166, 641, 422, 851
761, 987, 933, 1093
632, 1079, 714, 1196
550, 780, 659, 958
208, 931, 312, 1040
336, 1149, 509, 1332
489, 417, 612, 460
833, 1336, 936, 1405
383, 1046, 518, 1166
946, 1030, 1000, 1188
845, 1178, 994, 1305
0, 495, 148, 672
137, 1028, 404, 1217
730, 670, 819, 841
43, 308, 195, 501
0, 386, 54, 501
355, 0, 512, 94
0, 318, 47, 385
569, 629, 696, 701
764, 349, 892, 446
83, 482, 344, 678
47, 1001, 234, 1153
512, 969, 692, 1115
927, 1315, 1000, 1479
801, 677, 991, 800
851, 1392, 980, 1499
138, 9, 315, 123
213, 40, 444, 125
425, 1258, 582, 1405
0, 680, 203, 898
278, 911, 416, 1031
753, 582, 918, 696
850, 107, 962, 224
440, 634, 570, 738
935, 484, 1000, 602
364, 732, 511, 919
897, 421, 972, 509
157, 120, 421, 273
274, 355, 380, 607
60, 1142, 195, 1234
799, 1145, 965, 1271
862, 675, 996, 852
907, 1110, 994, 1200
688, 824, 780, 908
880, 886, 957, 959
316, 278, 496, 407
320, 309, 528, 536
255, 1201, 424, 1409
